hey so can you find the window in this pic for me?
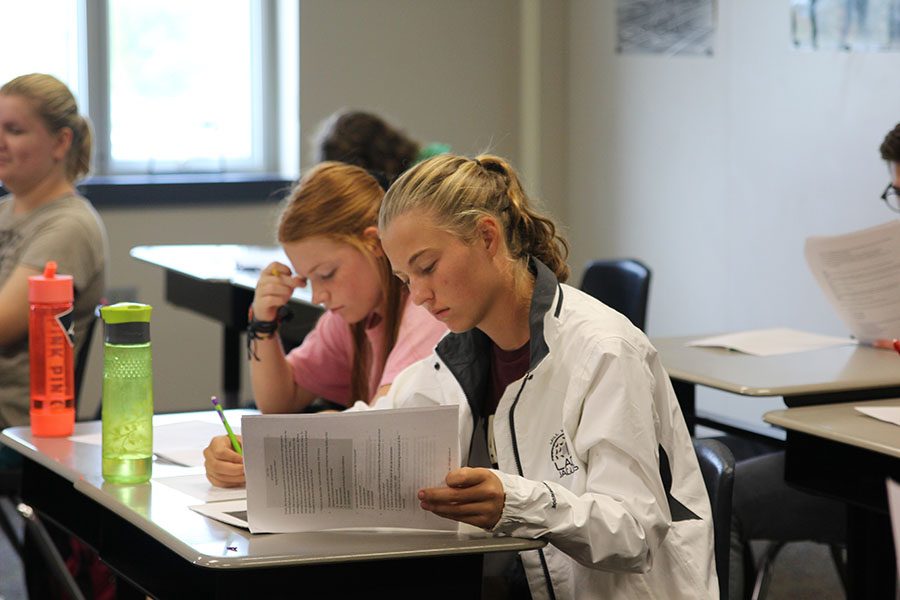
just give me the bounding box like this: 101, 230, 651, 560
1, 0, 291, 177
0, 1, 82, 100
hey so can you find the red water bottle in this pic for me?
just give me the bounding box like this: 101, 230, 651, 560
28, 260, 75, 437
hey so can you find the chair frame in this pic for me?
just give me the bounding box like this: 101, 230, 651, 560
693, 437, 735, 600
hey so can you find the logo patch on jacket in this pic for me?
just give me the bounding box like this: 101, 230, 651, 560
550, 430, 579, 477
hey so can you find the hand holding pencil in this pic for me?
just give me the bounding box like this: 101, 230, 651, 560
204, 397, 246, 488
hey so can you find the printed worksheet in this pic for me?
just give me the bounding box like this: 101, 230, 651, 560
805, 220, 900, 343
241, 405, 459, 534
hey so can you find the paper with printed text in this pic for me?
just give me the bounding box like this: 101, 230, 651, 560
241, 406, 459, 534
805, 220, 900, 343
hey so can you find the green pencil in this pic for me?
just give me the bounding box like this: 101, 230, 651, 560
211, 396, 242, 455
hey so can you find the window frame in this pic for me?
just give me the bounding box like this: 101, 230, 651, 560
82, 0, 283, 177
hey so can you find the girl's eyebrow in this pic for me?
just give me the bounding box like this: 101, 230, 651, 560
296, 260, 333, 279
405, 248, 430, 269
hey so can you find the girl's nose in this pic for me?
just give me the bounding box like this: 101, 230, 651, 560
311, 284, 330, 306
408, 279, 431, 306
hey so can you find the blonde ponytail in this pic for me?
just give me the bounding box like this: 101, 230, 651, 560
380, 153, 570, 281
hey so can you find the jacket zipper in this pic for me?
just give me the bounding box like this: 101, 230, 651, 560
433, 356, 480, 469
509, 372, 557, 600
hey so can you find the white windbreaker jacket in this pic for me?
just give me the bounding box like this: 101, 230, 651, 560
374, 258, 718, 599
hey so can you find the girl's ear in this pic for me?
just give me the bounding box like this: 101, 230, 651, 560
52, 127, 73, 163
362, 226, 384, 257
476, 216, 502, 257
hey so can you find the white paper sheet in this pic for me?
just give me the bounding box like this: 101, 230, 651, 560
805, 220, 900, 344
155, 472, 247, 503
854, 406, 900, 427
70, 420, 238, 467
687, 328, 855, 356
153, 421, 238, 467
241, 405, 459, 534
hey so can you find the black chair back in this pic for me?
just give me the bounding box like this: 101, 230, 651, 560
579, 258, 651, 331
74, 315, 97, 406
693, 437, 736, 600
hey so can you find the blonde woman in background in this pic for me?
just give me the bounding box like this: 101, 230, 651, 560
0, 72, 110, 599
0, 73, 107, 441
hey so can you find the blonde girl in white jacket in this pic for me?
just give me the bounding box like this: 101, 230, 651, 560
375, 153, 718, 600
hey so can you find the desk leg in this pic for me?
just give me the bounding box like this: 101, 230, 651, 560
223, 326, 241, 409
846, 505, 896, 600
672, 379, 696, 435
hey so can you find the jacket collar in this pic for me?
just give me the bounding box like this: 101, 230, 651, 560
435, 256, 562, 417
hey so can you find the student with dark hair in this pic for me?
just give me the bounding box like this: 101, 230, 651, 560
312, 109, 449, 184
372, 153, 718, 599
880, 122, 900, 204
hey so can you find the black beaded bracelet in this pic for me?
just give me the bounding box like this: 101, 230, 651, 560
246, 305, 292, 361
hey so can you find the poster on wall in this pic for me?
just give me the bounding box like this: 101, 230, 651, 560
791, 0, 900, 51
616, 0, 717, 56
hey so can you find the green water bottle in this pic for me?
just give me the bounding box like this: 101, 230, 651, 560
100, 303, 154, 484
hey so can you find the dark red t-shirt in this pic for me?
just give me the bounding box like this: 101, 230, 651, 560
486, 340, 531, 415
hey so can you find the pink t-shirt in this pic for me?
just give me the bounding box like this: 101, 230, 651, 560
286, 294, 447, 406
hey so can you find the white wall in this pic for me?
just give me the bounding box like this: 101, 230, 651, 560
299, 0, 521, 168
566, 0, 900, 424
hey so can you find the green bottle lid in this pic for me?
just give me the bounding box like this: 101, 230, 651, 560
100, 302, 153, 324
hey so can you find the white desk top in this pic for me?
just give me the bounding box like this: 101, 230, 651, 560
654, 335, 900, 397
130, 244, 314, 305
1, 411, 542, 569
764, 398, 900, 459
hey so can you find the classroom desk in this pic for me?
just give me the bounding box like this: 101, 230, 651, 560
0, 412, 544, 599
764, 399, 900, 600
653, 335, 900, 438
130, 245, 324, 408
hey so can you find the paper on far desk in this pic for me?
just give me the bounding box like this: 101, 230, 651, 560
805, 220, 900, 344
687, 328, 855, 356
242, 405, 459, 534
855, 405, 900, 427
234, 246, 289, 272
